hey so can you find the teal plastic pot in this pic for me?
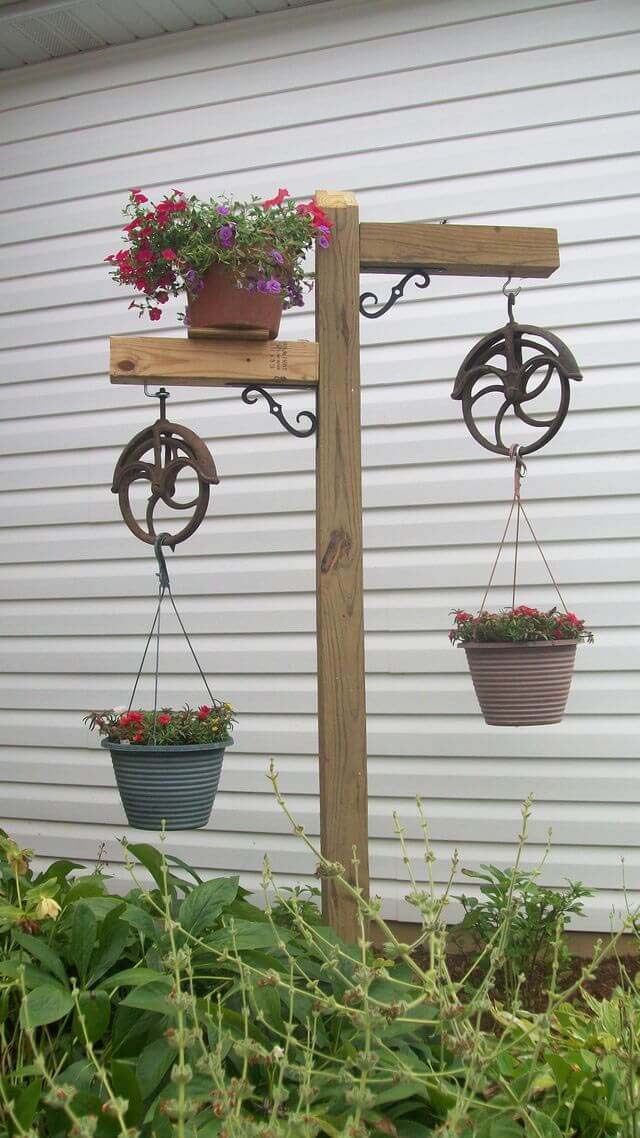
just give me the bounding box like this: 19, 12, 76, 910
103, 736, 232, 830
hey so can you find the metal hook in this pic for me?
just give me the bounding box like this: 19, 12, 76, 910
144, 385, 170, 419
154, 533, 173, 590
502, 275, 522, 298
508, 444, 527, 495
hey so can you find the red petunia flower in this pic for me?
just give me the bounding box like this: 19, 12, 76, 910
149, 308, 162, 321
156, 291, 169, 304
262, 188, 289, 208
130, 189, 148, 204
161, 249, 178, 261
454, 610, 472, 623
513, 605, 539, 617
197, 705, 212, 720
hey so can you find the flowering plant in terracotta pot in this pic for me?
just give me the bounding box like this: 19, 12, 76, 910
84, 703, 235, 830
105, 186, 332, 334
449, 608, 593, 727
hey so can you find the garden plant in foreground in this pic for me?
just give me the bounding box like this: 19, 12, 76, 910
0, 773, 638, 1138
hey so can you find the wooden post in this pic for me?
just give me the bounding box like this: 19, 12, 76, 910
314, 190, 368, 940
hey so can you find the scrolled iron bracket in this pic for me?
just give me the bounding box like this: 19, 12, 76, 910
241, 384, 317, 438
359, 271, 431, 319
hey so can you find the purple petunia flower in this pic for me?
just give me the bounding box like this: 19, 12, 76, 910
270, 249, 285, 265
256, 278, 268, 294
216, 204, 230, 215
218, 224, 236, 248
265, 278, 281, 294
185, 268, 204, 292
318, 234, 330, 249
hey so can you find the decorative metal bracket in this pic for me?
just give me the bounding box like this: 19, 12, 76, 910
359, 271, 431, 318
241, 384, 317, 438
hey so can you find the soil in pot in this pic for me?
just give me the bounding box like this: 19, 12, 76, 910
464, 640, 577, 726
187, 265, 283, 339
104, 737, 232, 830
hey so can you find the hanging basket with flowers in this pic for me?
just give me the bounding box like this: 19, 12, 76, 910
84, 704, 235, 831
450, 450, 594, 726
84, 539, 235, 831
105, 186, 332, 338
450, 607, 593, 726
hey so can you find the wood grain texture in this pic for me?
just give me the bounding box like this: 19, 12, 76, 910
315, 189, 369, 941
359, 221, 559, 277
110, 336, 318, 387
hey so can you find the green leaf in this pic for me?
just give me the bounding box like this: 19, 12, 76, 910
87, 918, 129, 986
373, 1081, 430, 1107
395, 1124, 433, 1138
63, 877, 107, 904
99, 966, 171, 991
13, 930, 68, 986
206, 919, 291, 952
34, 859, 84, 885
136, 1036, 175, 1099
70, 901, 97, 984
122, 982, 174, 1015
75, 989, 110, 1042
111, 1058, 144, 1126
20, 983, 73, 1029
524, 1112, 563, 1138
179, 877, 239, 936
126, 843, 190, 895
487, 1121, 526, 1138
11, 1078, 42, 1136
0, 959, 59, 990
121, 903, 157, 941
251, 982, 283, 1033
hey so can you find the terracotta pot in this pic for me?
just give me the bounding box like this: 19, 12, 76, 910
463, 641, 577, 726
186, 264, 283, 338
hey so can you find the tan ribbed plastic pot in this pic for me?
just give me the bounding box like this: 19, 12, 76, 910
186, 265, 283, 338
463, 640, 577, 726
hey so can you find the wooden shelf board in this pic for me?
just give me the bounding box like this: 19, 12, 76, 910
359, 221, 559, 277
109, 335, 319, 388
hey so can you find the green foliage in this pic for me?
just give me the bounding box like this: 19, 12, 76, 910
449, 606, 594, 644
0, 792, 637, 1138
83, 704, 235, 747
455, 861, 594, 999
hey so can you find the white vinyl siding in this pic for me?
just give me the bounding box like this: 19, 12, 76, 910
0, 0, 639, 928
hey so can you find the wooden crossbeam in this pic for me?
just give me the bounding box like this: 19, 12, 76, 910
359, 221, 559, 277
110, 336, 319, 388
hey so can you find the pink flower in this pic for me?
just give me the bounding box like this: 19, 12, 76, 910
130, 189, 148, 203
262, 188, 289, 208
161, 248, 178, 261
